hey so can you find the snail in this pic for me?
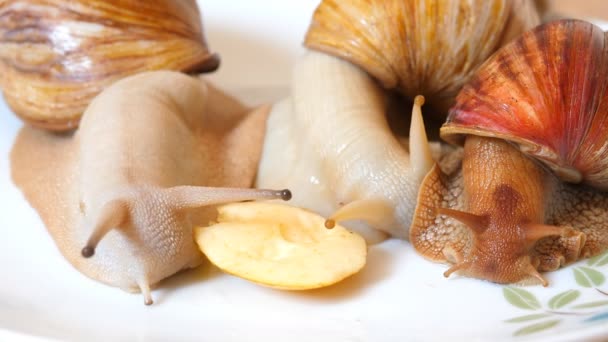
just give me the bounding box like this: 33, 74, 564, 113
410, 19, 608, 285
0, 0, 218, 131
256, 0, 540, 242
10, 71, 291, 304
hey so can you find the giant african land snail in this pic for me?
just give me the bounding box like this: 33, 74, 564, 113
11, 71, 291, 304
257, 0, 541, 243
0, 0, 218, 130
410, 19, 608, 285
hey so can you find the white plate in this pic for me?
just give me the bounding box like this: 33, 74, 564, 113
2, 1, 608, 341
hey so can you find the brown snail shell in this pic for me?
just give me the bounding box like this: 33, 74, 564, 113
411, 19, 608, 286
442, 19, 608, 190
0, 0, 219, 131
304, 0, 541, 117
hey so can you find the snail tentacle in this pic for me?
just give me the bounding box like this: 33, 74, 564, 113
81, 199, 129, 258
137, 278, 153, 306
435, 207, 488, 235
525, 264, 548, 287
164, 186, 292, 210
443, 261, 473, 278
324, 199, 394, 230
522, 223, 567, 247
409, 95, 434, 181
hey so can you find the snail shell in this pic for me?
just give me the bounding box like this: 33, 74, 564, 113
0, 0, 218, 131
305, 0, 541, 117
442, 19, 608, 189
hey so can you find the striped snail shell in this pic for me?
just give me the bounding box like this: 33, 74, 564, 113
0, 0, 218, 130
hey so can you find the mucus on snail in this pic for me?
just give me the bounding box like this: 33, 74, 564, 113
10, 71, 291, 304
410, 19, 608, 285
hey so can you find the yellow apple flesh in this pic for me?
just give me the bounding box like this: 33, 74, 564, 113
194, 202, 367, 290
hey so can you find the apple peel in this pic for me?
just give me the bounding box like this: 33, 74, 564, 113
195, 202, 367, 290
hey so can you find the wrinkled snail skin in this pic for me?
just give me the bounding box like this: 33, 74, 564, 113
257, 51, 434, 243
411, 19, 608, 285
0, 0, 218, 130
11, 71, 290, 305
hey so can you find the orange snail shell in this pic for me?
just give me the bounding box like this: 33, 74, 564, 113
0, 0, 219, 131
442, 19, 608, 190
304, 0, 541, 117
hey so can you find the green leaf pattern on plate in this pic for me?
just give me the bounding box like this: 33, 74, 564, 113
504, 313, 550, 323
573, 267, 605, 288
548, 290, 580, 309
588, 250, 608, 267
502, 252, 608, 337
513, 319, 561, 337
503, 287, 541, 310
572, 300, 608, 309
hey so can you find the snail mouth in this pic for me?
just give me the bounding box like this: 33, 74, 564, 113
442, 249, 549, 286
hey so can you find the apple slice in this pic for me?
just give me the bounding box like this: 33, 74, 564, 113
194, 202, 367, 290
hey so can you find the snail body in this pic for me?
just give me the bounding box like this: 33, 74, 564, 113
257, 51, 435, 242
11, 71, 289, 304
411, 20, 608, 285
0, 0, 218, 130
